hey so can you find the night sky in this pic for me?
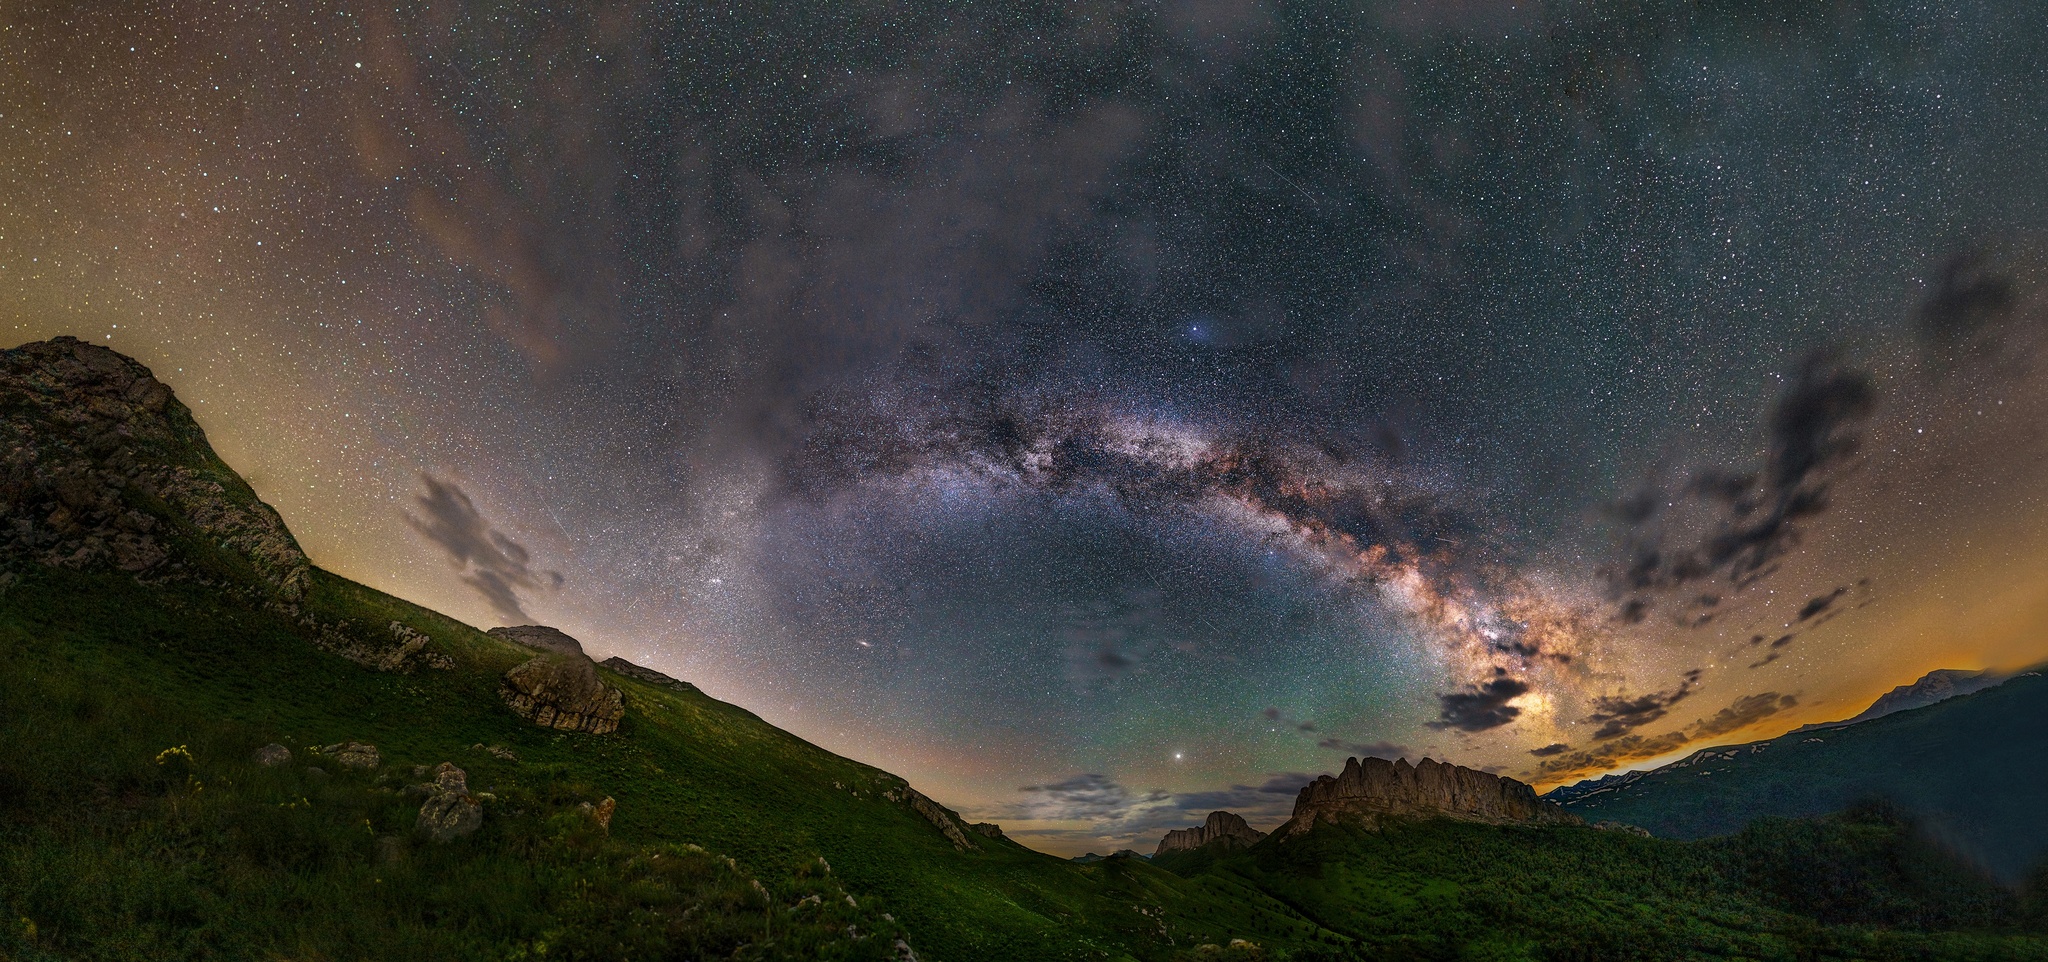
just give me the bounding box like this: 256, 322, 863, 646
7, 0, 2048, 854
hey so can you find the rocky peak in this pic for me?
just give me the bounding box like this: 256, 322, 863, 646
1278, 756, 1578, 837
1154, 810, 1267, 856
1, 336, 310, 598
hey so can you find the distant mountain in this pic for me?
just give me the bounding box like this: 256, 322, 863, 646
1541, 769, 1648, 805
1793, 668, 2011, 732
1155, 811, 1266, 856
1070, 850, 1148, 863
1549, 670, 2048, 880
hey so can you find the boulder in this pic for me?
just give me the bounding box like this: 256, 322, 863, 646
415, 762, 483, 842
252, 743, 292, 767
575, 795, 617, 830
492, 626, 625, 734
321, 742, 381, 770
417, 791, 483, 842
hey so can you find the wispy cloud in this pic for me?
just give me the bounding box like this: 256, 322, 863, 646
404, 474, 562, 621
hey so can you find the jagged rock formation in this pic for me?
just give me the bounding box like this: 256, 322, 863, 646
1155, 811, 1267, 856
0, 336, 310, 597
966, 822, 1004, 840
600, 655, 704, 696
493, 625, 625, 734
884, 786, 975, 851
1277, 756, 1578, 837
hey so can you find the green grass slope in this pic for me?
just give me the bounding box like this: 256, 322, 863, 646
1155, 813, 2048, 962
1553, 673, 2048, 881
0, 567, 1343, 961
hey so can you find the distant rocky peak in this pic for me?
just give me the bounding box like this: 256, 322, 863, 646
1154, 810, 1267, 856
1278, 755, 1577, 837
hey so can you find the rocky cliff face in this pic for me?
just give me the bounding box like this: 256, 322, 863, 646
1278, 756, 1578, 837
1154, 811, 1267, 856
492, 626, 625, 734
0, 336, 310, 598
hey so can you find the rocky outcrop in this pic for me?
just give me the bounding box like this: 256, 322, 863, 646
1155, 811, 1266, 856
414, 762, 483, 842
0, 337, 311, 598
0, 339, 450, 675
252, 743, 291, 767
600, 655, 703, 696
884, 785, 975, 851
495, 626, 624, 734
1277, 756, 1578, 837
966, 822, 1005, 840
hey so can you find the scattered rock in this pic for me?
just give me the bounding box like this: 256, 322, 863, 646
893, 937, 919, 961
469, 743, 518, 761
1155, 811, 1266, 856
319, 742, 381, 770
252, 743, 291, 767
1277, 756, 1579, 837
575, 796, 616, 830
497, 627, 624, 734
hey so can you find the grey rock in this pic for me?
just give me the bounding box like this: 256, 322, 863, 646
252, 743, 291, 767
417, 790, 483, 842
966, 822, 1004, 839
497, 628, 624, 734
320, 742, 381, 770
413, 762, 483, 842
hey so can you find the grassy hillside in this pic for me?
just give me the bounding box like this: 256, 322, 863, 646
1154, 812, 2048, 961
0, 567, 1338, 961
1553, 673, 2048, 881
